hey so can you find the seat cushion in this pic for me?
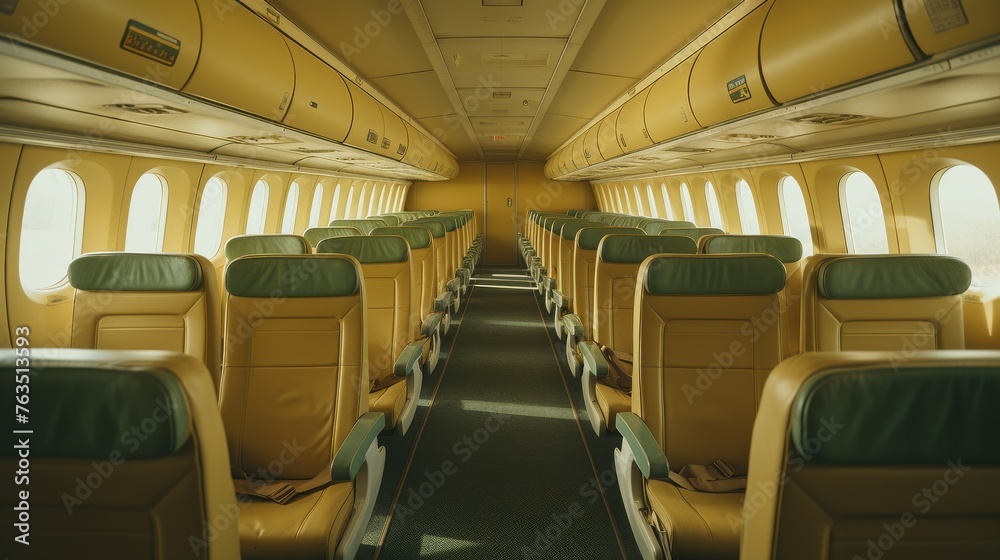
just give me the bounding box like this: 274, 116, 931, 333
238, 482, 354, 559
369, 381, 406, 429
646, 480, 743, 559
594, 384, 631, 431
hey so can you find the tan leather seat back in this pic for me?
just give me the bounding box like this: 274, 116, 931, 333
68, 253, 221, 388
409, 220, 448, 296
318, 236, 417, 383
634, 254, 786, 471
593, 235, 698, 354
372, 226, 435, 321
701, 234, 804, 358
572, 227, 643, 339
743, 351, 1000, 559
0, 349, 239, 559
801, 254, 972, 352
221, 255, 366, 478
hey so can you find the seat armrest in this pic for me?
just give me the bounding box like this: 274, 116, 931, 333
446, 277, 461, 293
331, 412, 385, 481
562, 314, 583, 338
393, 338, 429, 377
552, 289, 569, 309
434, 291, 454, 312
421, 312, 445, 337
617, 412, 669, 480
543, 276, 556, 291
578, 341, 609, 378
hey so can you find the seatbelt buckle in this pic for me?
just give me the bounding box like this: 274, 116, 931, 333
710, 459, 736, 480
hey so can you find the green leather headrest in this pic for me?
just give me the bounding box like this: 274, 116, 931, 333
317, 235, 409, 263
224, 234, 311, 260
327, 219, 389, 235
227, 255, 360, 297
69, 253, 203, 292
702, 235, 803, 263
371, 226, 432, 250
658, 227, 726, 240
817, 255, 972, 299
644, 254, 786, 295
372, 215, 401, 226
642, 220, 697, 234
303, 227, 363, 247
405, 220, 446, 238
599, 234, 697, 263
577, 227, 644, 250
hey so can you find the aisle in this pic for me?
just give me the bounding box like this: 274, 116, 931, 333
371, 266, 629, 559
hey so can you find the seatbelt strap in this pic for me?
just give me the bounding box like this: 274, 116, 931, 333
371, 373, 406, 392
231, 466, 334, 505
665, 459, 746, 493
597, 344, 633, 392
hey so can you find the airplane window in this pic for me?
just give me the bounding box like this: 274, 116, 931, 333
778, 176, 814, 256
245, 179, 269, 234
705, 181, 724, 229
680, 183, 696, 223
281, 181, 299, 234
646, 184, 659, 218
660, 183, 675, 220
193, 176, 228, 258
344, 184, 356, 219
125, 173, 167, 252
840, 172, 889, 254
329, 182, 342, 221
357, 183, 369, 218
367, 183, 379, 217
376, 184, 388, 215
735, 179, 761, 234
614, 187, 624, 213
633, 184, 645, 215
19, 168, 85, 290
933, 164, 1000, 287
623, 185, 634, 214
309, 184, 325, 227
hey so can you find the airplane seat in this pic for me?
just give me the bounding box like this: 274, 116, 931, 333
409, 217, 463, 313
658, 226, 726, 243
801, 254, 972, 352
221, 254, 385, 560
741, 351, 1000, 559
317, 236, 425, 435
543, 217, 590, 315
701, 234, 804, 358
372, 215, 401, 226
370, 225, 447, 373
615, 253, 787, 560
328, 218, 389, 235
562, 226, 644, 376
67, 252, 222, 390
303, 226, 364, 248
0, 348, 239, 559
550, 220, 600, 340
578, 234, 698, 436
224, 234, 312, 260
642, 219, 696, 234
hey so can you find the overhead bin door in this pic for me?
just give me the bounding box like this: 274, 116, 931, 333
379, 106, 408, 161
282, 39, 352, 142
582, 125, 603, 166
184, 0, 294, 120
615, 86, 653, 153
645, 54, 701, 143
0, 0, 201, 89
344, 81, 385, 154
689, 1, 774, 127
403, 123, 433, 168
906, 0, 1000, 56
570, 135, 589, 171
597, 107, 624, 161
760, 0, 917, 103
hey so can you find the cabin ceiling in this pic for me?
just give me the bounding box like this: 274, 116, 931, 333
265, 0, 744, 162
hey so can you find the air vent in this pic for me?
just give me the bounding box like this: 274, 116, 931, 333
492, 91, 512, 99
454, 53, 550, 67
492, 109, 510, 114
788, 113, 875, 125
104, 103, 188, 115
293, 148, 337, 154
716, 133, 779, 143
226, 134, 299, 144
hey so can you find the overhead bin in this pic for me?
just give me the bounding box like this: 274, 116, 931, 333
597, 107, 625, 161
906, 0, 1000, 56
282, 38, 352, 142
582, 125, 603, 166
378, 106, 408, 161
645, 54, 701, 143
403, 123, 432, 168
570, 135, 589, 170
184, 0, 293, 120
689, 1, 774, 127
615, 86, 653, 153
0, 0, 201, 90
760, 0, 917, 103
344, 81, 385, 154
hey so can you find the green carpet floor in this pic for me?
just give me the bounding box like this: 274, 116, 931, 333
359, 264, 639, 559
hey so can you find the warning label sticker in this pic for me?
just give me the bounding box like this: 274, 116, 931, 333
120, 19, 180, 66
728, 75, 751, 104
924, 0, 968, 33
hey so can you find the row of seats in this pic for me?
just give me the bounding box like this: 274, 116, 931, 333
518, 209, 992, 559
21, 210, 483, 558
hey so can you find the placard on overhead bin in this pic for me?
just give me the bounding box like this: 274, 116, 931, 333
379, 105, 408, 161
906, 0, 1000, 55
344, 81, 386, 154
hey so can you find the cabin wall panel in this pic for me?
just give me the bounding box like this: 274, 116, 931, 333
0, 143, 22, 348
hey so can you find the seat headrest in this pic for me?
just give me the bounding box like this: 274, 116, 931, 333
303, 227, 363, 247
644, 254, 786, 295
702, 234, 803, 263
317, 235, 409, 264
576, 227, 644, 250
658, 227, 726, 241
405, 220, 446, 238
224, 234, 311, 260
547, 217, 580, 232
599, 234, 697, 263
817, 255, 972, 299
561, 220, 602, 241
226, 255, 360, 297
642, 220, 697, 234
370, 226, 432, 249
412, 217, 457, 232
792, 364, 1000, 465
4, 362, 189, 460
68, 253, 204, 292
373, 215, 401, 226
327, 219, 388, 235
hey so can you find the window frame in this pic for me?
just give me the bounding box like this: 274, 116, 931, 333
930, 164, 1000, 289
19, 167, 87, 296
193, 175, 228, 259
839, 171, 890, 254
245, 179, 270, 234
281, 181, 300, 234
777, 175, 814, 256
124, 172, 168, 252
680, 183, 696, 223
735, 179, 761, 234
705, 181, 724, 229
